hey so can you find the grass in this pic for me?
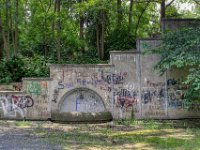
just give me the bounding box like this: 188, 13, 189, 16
3, 119, 200, 150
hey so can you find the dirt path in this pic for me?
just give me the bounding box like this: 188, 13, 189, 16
0, 121, 62, 150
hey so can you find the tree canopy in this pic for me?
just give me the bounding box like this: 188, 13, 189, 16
0, 0, 198, 83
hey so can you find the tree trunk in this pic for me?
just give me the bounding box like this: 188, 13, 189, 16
0, 14, 3, 59
15, 0, 19, 53
57, 0, 61, 62
96, 25, 100, 59
79, 0, 85, 52
11, 15, 16, 56
135, 2, 150, 38
5, 0, 10, 58
0, 13, 9, 59
100, 10, 105, 59
117, 0, 122, 29
161, 0, 165, 19
52, 0, 57, 44
128, 0, 134, 32
79, 15, 84, 52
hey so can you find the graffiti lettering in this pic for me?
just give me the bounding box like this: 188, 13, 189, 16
11, 95, 34, 109
0, 95, 34, 118
142, 88, 165, 104
102, 72, 127, 84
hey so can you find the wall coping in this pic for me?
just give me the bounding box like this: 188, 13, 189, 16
0, 91, 25, 94
109, 50, 139, 54
22, 78, 53, 81
49, 64, 115, 68
137, 38, 161, 41
161, 18, 200, 22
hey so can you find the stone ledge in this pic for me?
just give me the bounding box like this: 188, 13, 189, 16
51, 111, 113, 122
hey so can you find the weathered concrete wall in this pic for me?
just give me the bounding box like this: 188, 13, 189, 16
138, 39, 200, 119
0, 91, 32, 119
49, 64, 114, 121
161, 18, 200, 31
109, 51, 140, 119
138, 39, 167, 119
22, 78, 51, 120
0, 83, 22, 91
166, 69, 200, 119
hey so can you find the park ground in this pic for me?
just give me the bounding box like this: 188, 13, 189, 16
0, 119, 200, 150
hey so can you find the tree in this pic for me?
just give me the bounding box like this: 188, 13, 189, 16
153, 27, 200, 101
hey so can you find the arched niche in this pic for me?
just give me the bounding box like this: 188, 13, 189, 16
58, 88, 107, 113
51, 88, 112, 122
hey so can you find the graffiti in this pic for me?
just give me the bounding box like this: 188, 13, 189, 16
0, 95, 34, 118
141, 41, 151, 51
11, 95, 34, 109
26, 81, 48, 98
58, 81, 64, 89
26, 82, 42, 95
100, 85, 112, 92
114, 89, 138, 111
167, 79, 185, 102
142, 87, 165, 104
52, 89, 59, 103
168, 100, 200, 112
102, 72, 127, 84
124, 83, 139, 91
13, 83, 22, 91
167, 78, 177, 86
77, 79, 89, 86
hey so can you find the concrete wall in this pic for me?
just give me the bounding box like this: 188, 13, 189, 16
161, 18, 200, 31
49, 64, 114, 121
137, 39, 200, 119
109, 51, 140, 119
22, 78, 51, 120
138, 39, 167, 119
0, 40, 200, 121
0, 91, 30, 119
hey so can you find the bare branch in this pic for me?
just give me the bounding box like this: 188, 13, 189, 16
193, 0, 200, 5
166, 0, 176, 8
134, 0, 160, 3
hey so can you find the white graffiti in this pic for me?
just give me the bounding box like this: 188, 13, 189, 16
0, 95, 33, 118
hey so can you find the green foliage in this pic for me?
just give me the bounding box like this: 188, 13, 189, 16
0, 55, 49, 83
23, 54, 49, 77
0, 56, 25, 83
153, 27, 200, 101
105, 28, 136, 52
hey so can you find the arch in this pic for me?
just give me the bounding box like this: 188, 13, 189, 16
58, 87, 107, 113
